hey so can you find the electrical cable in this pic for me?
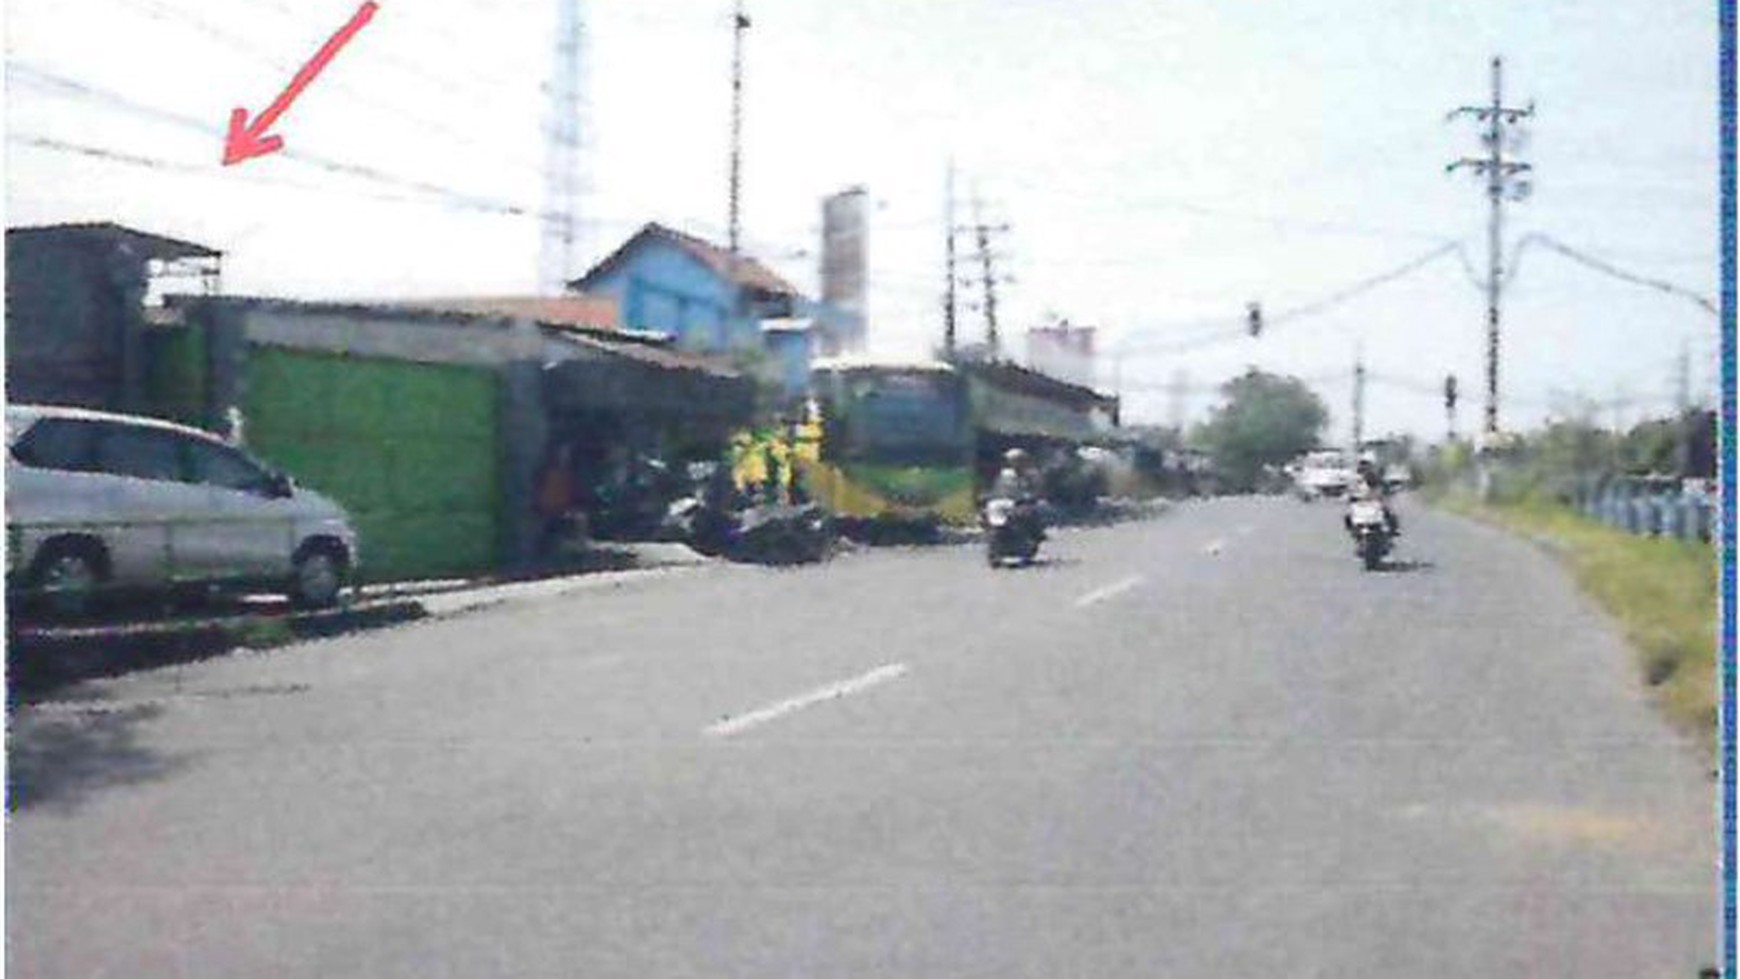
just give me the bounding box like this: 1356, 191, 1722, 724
1114, 241, 1462, 357
9, 62, 543, 217
93, 0, 551, 178
1527, 234, 1718, 316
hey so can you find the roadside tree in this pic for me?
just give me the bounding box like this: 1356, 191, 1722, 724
1194, 369, 1329, 493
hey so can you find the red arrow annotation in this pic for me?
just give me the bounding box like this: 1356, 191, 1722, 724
222, 1, 380, 166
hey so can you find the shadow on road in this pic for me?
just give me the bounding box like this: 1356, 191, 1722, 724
988, 554, 1081, 571
8, 601, 426, 704
1377, 558, 1437, 574
8, 698, 184, 814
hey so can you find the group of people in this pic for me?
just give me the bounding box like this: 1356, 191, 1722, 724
532, 420, 827, 562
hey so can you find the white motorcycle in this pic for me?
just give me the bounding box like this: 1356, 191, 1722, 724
1346, 497, 1393, 571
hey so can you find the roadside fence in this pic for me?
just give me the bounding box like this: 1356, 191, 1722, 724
1568, 475, 1716, 543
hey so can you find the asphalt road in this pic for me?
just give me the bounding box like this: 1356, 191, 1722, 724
7, 496, 1717, 977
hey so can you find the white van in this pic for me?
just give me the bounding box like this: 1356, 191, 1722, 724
1290, 449, 1355, 501
5, 405, 359, 616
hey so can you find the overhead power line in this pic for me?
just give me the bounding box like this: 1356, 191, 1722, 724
246, 0, 537, 103
1265, 242, 1462, 330
1113, 240, 1463, 359
72, 0, 550, 177
9, 62, 539, 217
10, 133, 439, 208
1514, 233, 1719, 316
996, 178, 1457, 244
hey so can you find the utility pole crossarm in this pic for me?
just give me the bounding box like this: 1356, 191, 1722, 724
1446, 159, 1533, 175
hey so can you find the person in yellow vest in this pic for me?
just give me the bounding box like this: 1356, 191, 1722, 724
788, 414, 821, 505
731, 430, 767, 501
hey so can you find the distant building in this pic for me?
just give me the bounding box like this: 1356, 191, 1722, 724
819, 186, 868, 349
569, 222, 862, 365
6, 222, 221, 411
1025, 320, 1097, 390
760, 318, 818, 401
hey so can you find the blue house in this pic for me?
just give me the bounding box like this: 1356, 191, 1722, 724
570, 223, 863, 397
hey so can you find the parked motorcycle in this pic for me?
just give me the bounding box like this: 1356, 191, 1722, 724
1346, 497, 1393, 571
590, 457, 686, 542
663, 462, 832, 564
734, 502, 834, 565
983, 497, 1044, 568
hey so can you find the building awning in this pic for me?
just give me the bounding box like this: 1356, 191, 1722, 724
543, 331, 754, 421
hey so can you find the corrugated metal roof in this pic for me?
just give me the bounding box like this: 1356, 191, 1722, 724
171, 294, 746, 382
812, 355, 956, 374
6, 222, 222, 260
550, 330, 743, 379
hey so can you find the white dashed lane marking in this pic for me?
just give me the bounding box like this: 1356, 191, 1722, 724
1073, 575, 1145, 609
705, 663, 910, 738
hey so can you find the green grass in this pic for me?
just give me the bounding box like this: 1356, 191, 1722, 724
1437, 492, 1718, 746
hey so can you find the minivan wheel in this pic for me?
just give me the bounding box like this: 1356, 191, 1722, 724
28, 541, 106, 619
289, 546, 346, 609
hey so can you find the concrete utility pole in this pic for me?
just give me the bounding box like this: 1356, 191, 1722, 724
966, 194, 1011, 358
943, 160, 958, 357
1447, 56, 1534, 438
1351, 345, 1367, 451
1167, 369, 1189, 433
1444, 373, 1459, 443
1675, 339, 1692, 414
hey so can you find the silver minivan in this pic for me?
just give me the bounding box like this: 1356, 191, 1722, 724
5, 405, 360, 616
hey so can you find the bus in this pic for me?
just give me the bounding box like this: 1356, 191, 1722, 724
803, 357, 977, 530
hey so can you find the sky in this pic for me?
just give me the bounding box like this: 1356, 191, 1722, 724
4, 0, 1726, 442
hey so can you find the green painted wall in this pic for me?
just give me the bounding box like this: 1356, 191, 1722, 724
145, 325, 207, 427
244, 346, 502, 582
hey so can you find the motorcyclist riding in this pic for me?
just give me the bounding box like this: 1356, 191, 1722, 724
1346, 452, 1400, 536
988, 448, 1037, 563
991, 447, 1041, 501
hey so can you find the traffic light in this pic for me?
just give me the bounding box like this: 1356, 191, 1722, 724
1246, 301, 1263, 338
1444, 374, 1458, 410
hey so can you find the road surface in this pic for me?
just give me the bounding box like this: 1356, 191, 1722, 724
8, 496, 1717, 977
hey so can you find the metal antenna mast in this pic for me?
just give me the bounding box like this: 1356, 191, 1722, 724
539, 0, 585, 294
1448, 56, 1534, 436
728, 0, 749, 261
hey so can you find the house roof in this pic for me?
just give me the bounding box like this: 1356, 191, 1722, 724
569, 222, 801, 298
392, 295, 621, 332
169, 294, 745, 381
6, 221, 222, 261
